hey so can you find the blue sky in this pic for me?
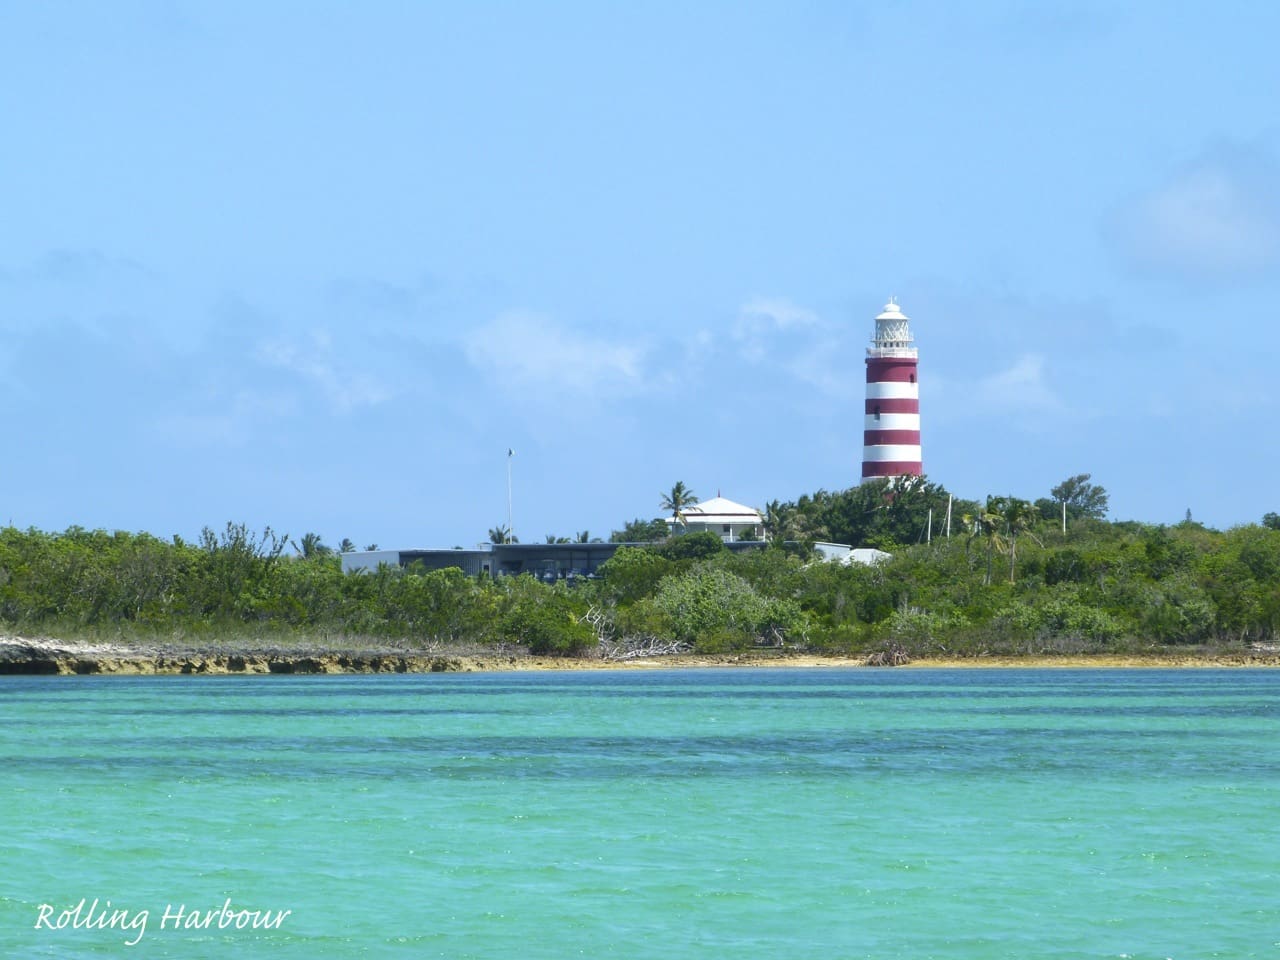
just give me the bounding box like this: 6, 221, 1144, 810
2, 1, 1279, 548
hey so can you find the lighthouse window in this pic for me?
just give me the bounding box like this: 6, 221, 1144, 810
909, 373, 916, 384
874, 405, 881, 421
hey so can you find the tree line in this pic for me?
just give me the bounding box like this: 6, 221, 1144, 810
1, 475, 1278, 659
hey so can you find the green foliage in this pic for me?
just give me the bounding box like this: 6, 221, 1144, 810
886, 609, 967, 650
597, 547, 675, 605
2, 499, 1279, 657
292, 532, 331, 559
993, 597, 1123, 643
648, 567, 803, 649
194, 523, 290, 621
1136, 575, 1215, 645
786, 556, 904, 627
497, 576, 594, 656
1043, 548, 1088, 585
1042, 473, 1110, 522
355, 565, 500, 642
1140, 526, 1197, 579
654, 531, 726, 562
1197, 526, 1280, 643
609, 517, 669, 543
719, 546, 806, 596
659, 481, 699, 522
777, 475, 954, 548
762, 499, 796, 544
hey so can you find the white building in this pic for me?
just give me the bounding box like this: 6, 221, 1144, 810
665, 495, 764, 542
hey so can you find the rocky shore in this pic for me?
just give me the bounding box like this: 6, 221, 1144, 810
0, 636, 514, 676
3, 634, 1280, 676
0, 636, 834, 675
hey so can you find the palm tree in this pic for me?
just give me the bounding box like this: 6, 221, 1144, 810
293, 532, 331, 559
545, 534, 570, 544
660, 482, 699, 528
763, 499, 793, 544
965, 497, 1042, 585
997, 497, 1040, 583
575, 530, 602, 543
963, 503, 1005, 586
488, 525, 518, 544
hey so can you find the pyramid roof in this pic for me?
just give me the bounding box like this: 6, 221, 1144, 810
675, 496, 762, 521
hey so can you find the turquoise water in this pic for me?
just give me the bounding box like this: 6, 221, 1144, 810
2, 668, 1278, 958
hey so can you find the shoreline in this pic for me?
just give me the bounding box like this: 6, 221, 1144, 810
3, 636, 1279, 675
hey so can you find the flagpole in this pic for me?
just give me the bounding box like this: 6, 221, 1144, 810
507, 449, 514, 541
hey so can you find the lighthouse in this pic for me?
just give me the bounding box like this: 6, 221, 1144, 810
862, 298, 922, 480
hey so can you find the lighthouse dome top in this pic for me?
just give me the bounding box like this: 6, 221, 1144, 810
875, 299, 909, 322
868, 296, 916, 357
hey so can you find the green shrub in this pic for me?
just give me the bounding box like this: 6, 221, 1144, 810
650, 567, 805, 646
655, 531, 726, 562
597, 547, 675, 605
498, 577, 594, 656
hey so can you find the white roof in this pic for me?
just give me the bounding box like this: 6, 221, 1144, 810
875, 298, 909, 322
842, 548, 892, 566
669, 496, 763, 523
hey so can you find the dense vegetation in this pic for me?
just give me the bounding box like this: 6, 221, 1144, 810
2, 475, 1278, 660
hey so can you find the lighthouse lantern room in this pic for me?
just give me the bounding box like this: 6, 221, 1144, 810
862, 298, 922, 480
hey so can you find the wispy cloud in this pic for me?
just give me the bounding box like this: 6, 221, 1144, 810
152, 388, 303, 447
464, 311, 646, 397
1109, 142, 1280, 280
783, 340, 863, 402
0, 249, 152, 288
973, 354, 1067, 421
255, 330, 392, 413
933, 352, 1072, 432
733, 296, 820, 362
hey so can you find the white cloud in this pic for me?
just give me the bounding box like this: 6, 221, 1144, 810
464, 311, 646, 396
734, 296, 820, 361
783, 340, 862, 402
255, 330, 391, 412
150, 387, 305, 448
738, 296, 820, 330
1111, 145, 1280, 279
973, 354, 1067, 419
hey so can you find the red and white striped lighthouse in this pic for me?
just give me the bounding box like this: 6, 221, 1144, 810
862, 298, 922, 480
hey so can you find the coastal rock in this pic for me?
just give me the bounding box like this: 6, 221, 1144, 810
0, 641, 61, 674
5, 633, 1275, 675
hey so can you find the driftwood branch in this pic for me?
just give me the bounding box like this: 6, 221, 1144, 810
597, 634, 691, 661
579, 604, 689, 660
865, 644, 911, 667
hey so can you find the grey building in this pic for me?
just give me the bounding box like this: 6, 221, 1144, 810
340, 540, 774, 580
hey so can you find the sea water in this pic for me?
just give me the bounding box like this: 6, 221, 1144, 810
2, 668, 1278, 959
